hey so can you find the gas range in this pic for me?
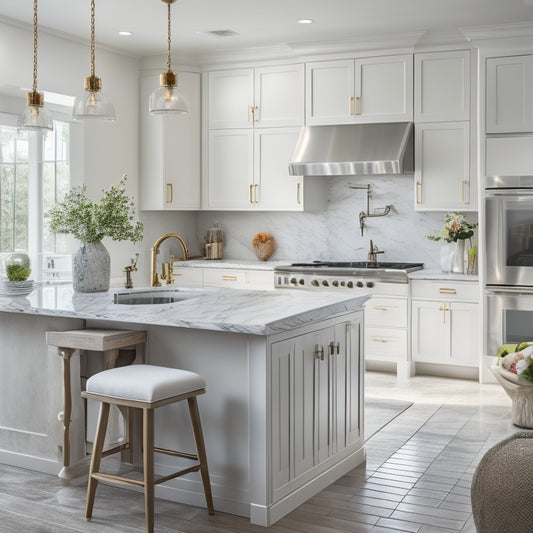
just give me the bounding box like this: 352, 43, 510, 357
274, 261, 424, 291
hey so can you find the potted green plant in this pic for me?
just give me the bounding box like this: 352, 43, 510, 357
47, 175, 143, 292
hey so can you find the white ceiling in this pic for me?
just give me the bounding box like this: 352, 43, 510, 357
1, 0, 533, 59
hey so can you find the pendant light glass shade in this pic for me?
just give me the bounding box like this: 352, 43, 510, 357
73, 0, 115, 121
18, 0, 54, 132
149, 0, 188, 115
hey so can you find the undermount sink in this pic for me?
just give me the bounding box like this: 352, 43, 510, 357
113, 289, 203, 305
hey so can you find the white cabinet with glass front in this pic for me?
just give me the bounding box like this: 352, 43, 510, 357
205, 65, 325, 211
486, 54, 533, 134
411, 280, 479, 368
305, 54, 413, 125
139, 71, 201, 210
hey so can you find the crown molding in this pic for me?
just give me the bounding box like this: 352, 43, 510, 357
460, 21, 533, 44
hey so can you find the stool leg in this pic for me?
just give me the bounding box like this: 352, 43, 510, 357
143, 408, 155, 533
86, 402, 110, 520
187, 397, 215, 515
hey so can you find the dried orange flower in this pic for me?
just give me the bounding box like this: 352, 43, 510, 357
252, 232, 273, 246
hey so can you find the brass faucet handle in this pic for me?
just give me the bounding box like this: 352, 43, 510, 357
166, 262, 175, 285
153, 272, 162, 287
161, 262, 168, 278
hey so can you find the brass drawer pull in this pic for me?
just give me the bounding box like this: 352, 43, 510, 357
373, 306, 389, 311
355, 96, 361, 115
249, 184, 253, 204
349, 96, 355, 116
371, 338, 389, 343
416, 181, 422, 204
222, 275, 237, 281
439, 288, 456, 294
254, 184, 259, 203
166, 183, 173, 203
297, 183, 301, 204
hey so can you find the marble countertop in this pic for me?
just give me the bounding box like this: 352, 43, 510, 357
408, 270, 479, 281
0, 285, 369, 336
174, 259, 289, 271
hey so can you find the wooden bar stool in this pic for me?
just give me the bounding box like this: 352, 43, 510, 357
46, 328, 147, 479
81, 364, 214, 533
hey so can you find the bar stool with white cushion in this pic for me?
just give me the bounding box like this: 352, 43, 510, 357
82, 364, 214, 533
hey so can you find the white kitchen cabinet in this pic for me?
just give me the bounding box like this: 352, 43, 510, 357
411, 280, 479, 367
486, 55, 533, 133
415, 50, 470, 122
414, 121, 474, 211
202, 267, 274, 290
169, 266, 203, 287
305, 54, 413, 125
206, 127, 326, 211
271, 314, 362, 501
139, 71, 201, 210
208, 65, 304, 129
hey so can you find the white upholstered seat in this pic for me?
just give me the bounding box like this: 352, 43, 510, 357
86, 364, 205, 403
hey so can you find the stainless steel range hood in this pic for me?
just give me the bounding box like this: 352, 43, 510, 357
289, 122, 414, 176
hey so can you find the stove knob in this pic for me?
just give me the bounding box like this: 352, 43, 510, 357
332, 280, 339, 287
356, 281, 364, 288
347, 281, 354, 288
299, 279, 305, 285
340, 281, 346, 286
366, 281, 375, 288
322, 280, 329, 287
311, 279, 319, 287
290, 277, 298, 285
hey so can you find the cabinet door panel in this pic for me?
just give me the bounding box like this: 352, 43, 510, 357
415, 50, 470, 122
415, 122, 470, 210
346, 319, 361, 445
486, 56, 533, 133
355, 54, 413, 122
450, 302, 479, 367
364, 297, 408, 327
255, 64, 304, 127
306, 59, 355, 125
208, 130, 253, 209
209, 69, 254, 129
332, 324, 347, 454
254, 128, 302, 210
365, 327, 408, 362
271, 341, 291, 492
411, 300, 449, 363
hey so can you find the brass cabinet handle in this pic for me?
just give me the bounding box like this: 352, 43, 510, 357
462, 180, 469, 204
335, 341, 340, 354
254, 184, 259, 203
355, 96, 361, 116
439, 288, 456, 294
249, 184, 253, 204
248, 105, 254, 122
373, 306, 389, 311
416, 181, 422, 204
166, 183, 173, 204
297, 183, 301, 204
349, 96, 355, 116
315, 346, 324, 360
371, 338, 389, 343
222, 275, 238, 281
439, 303, 450, 324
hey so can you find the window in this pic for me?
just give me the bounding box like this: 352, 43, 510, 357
0, 112, 72, 281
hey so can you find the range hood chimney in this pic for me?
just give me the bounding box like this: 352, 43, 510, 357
289, 122, 414, 176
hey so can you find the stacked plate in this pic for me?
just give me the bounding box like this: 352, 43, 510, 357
0, 280, 35, 297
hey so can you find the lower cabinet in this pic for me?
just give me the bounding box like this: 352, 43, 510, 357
270, 313, 363, 501
172, 265, 275, 290
411, 280, 479, 367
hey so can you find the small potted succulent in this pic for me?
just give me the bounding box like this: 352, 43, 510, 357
6, 253, 31, 281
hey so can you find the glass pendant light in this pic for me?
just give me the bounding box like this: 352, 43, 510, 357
18, 0, 54, 132
149, 0, 188, 114
72, 0, 115, 121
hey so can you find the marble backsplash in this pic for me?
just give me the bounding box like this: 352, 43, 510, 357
196, 175, 478, 270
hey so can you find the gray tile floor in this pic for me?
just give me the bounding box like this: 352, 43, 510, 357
0, 372, 521, 532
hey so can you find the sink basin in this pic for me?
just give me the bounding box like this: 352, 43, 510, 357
113, 289, 203, 305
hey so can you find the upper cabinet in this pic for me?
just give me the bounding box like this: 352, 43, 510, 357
415, 50, 470, 122
305, 54, 413, 125
139, 71, 201, 210
208, 64, 304, 129
414, 50, 476, 211
486, 55, 533, 133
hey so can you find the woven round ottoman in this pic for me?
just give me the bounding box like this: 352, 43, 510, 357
491, 365, 533, 428
472, 432, 533, 533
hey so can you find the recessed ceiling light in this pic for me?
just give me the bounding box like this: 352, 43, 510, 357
297, 19, 314, 24
118, 31, 133, 36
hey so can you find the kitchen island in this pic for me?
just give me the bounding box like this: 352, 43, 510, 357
0, 285, 367, 526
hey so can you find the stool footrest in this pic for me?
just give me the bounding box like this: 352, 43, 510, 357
101, 443, 130, 459
154, 447, 198, 461
155, 464, 201, 485
92, 472, 144, 487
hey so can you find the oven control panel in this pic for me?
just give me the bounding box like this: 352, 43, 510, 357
275, 273, 386, 293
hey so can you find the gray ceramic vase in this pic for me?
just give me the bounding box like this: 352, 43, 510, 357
72, 242, 110, 293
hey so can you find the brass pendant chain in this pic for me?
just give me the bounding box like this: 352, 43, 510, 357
90, 0, 96, 78
167, 1, 172, 72
32, 0, 38, 93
